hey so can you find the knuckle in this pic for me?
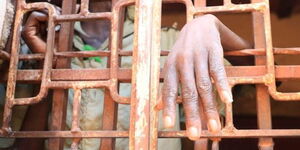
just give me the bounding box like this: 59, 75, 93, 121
193, 14, 217, 27
21, 27, 32, 38
176, 52, 190, 65
205, 103, 217, 113
163, 86, 177, 98
208, 42, 222, 50
197, 78, 212, 94
182, 88, 198, 101
165, 56, 175, 68
210, 63, 225, 76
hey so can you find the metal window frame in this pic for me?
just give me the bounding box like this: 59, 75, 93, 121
1, 0, 300, 150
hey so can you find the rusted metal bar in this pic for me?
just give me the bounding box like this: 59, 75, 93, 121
224, 0, 232, 6
47, 81, 111, 89
3, 0, 300, 149
80, 0, 89, 15
55, 13, 112, 22
256, 85, 274, 150
150, 0, 162, 149
2, 0, 57, 133
129, 0, 153, 149
71, 89, 82, 150
71, 138, 81, 150
4, 47, 300, 61
263, 0, 300, 101
212, 140, 219, 150
1, 0, 25, 134
99, 0, 120, 148
71, 89, 81, 132
7, 131, 129, 138
194, 0, 206, 7
159, 129, 300, 138
5, 65, 300, 82
194, 2, 266, 14
3, 129, 300, 138
99, 89, 118, 150
252, 0, 274, 149
2, 0, 300, 108
224, 102, 234, 129
225, 48, 300, 56
49, 0, 77, 150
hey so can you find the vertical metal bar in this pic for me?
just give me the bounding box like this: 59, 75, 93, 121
150, 0, 162, 149
100, 1, 120, 149
129, 0, 155, 149
212, 140, 219, 150
256, 85, 274, 150
194, 102, 208, 150
194, 0, 206, 8
48, 0, 77, 150
80, 0, 89, 15
111, 0, 118, 7
71, 89, 81, 132
71, 89, 81, 150
225, 103, 234, 128
99, 90, 118, 150
2, 0, 24, 133
71, 138, 81, 150
252, 0, 274, 149
224, 0, 232, 5
224, 86, 234, 128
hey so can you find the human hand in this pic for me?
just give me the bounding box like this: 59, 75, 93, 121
21, 6, 61, 53
162, 14, 251, 140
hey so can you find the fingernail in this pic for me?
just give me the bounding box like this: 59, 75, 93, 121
164, 116, 173, 128
188, 127, 200, 140
222, 91, 233, 103
208, 119, 220, 133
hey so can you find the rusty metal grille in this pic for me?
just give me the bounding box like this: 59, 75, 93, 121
1, 0, 300, 149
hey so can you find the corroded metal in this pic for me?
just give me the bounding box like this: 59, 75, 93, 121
1, 0, 300, 150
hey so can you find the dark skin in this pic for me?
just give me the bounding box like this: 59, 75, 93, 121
21, 3, 252, 142
161, 14, 252, 140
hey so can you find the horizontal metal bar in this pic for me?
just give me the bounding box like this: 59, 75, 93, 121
225, 48, 300, 56
159, 129, 300, 138
55, 50, 135, 58
55, 12, 112, 22
194, 2, 266, 14
274, 47, 300, 55
3, 129, 300, 138
2, 66, 299, 83
2, 48, 300, 61
55, 51, 110, 57
5, 131, 129, 138
48, 81, 111, 89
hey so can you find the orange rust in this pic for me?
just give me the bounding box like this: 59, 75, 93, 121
1, 0, 300, 150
